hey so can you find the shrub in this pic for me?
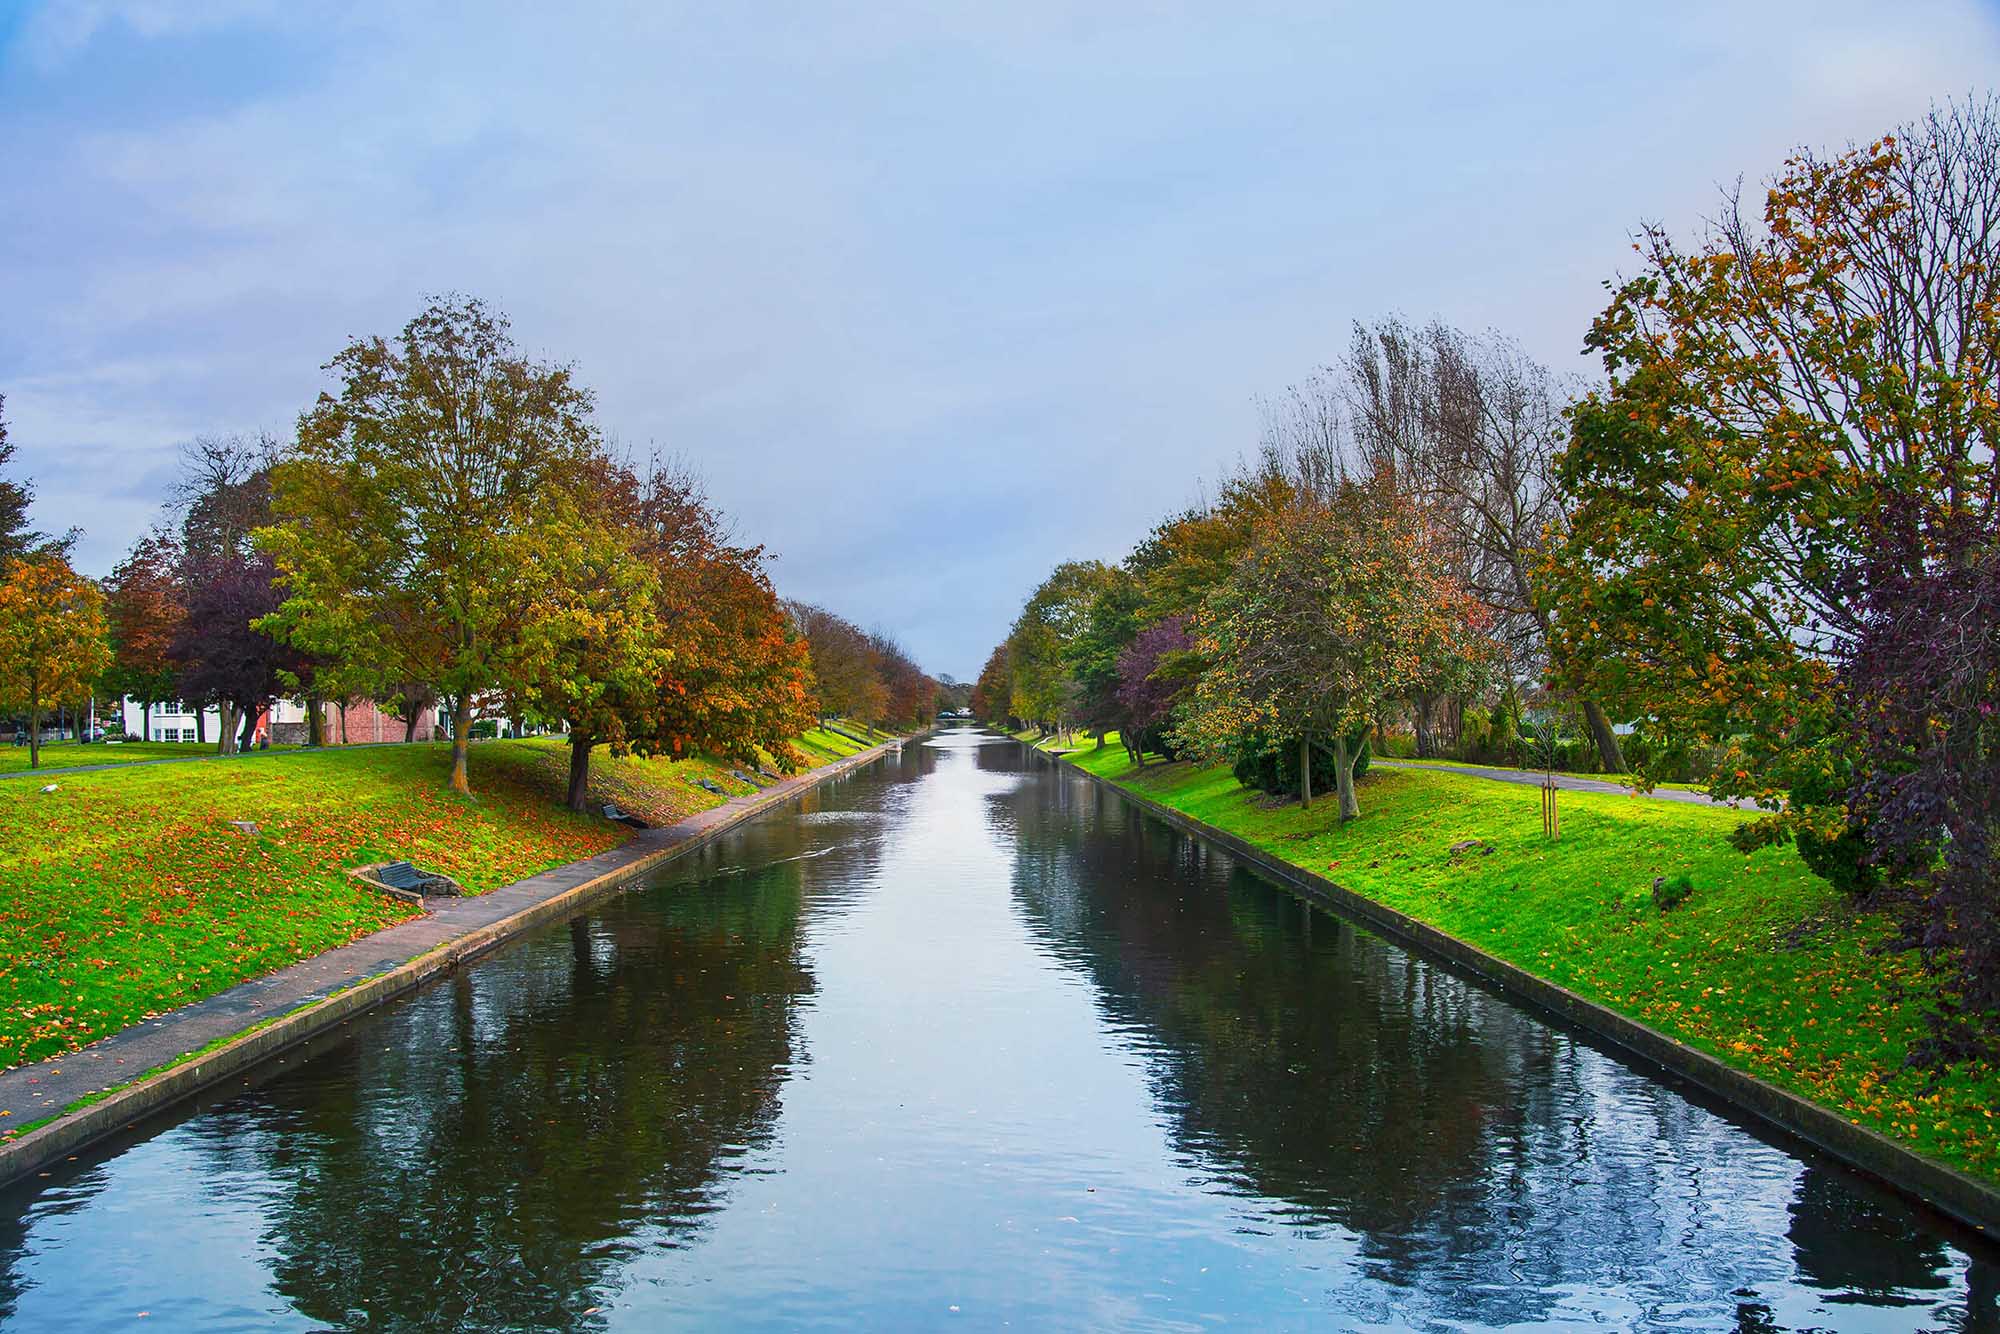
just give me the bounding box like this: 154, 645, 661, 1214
1653, 872, 1694, 911
1232, 728, 1370, 798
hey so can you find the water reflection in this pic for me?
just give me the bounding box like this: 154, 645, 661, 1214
0, 728, 1992, 1331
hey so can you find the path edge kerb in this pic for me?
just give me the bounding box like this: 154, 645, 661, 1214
1041, 745, 2000, 1240
0, 737, 910, 1188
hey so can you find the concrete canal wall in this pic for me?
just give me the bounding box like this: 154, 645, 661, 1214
1035, 742, 2000, 1242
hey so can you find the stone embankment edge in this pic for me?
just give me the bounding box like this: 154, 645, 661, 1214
1037, 745, 2000, 1241
0, 736, 911, 1189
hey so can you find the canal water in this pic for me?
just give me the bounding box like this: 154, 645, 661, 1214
1, 728, 1994, 1331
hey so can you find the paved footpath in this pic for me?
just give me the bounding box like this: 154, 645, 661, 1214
0, 740, 901, 1146
1372, 759, 1744, 807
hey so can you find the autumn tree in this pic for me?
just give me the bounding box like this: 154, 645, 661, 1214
868, 631, 935, 727
1181, 472, 1485, 819
970, 645, 1012, 725
164, 437, 289, 752
1543, 98, 2000, 878
171, 551, 297, 753
1844, 502, 2000, 1059
788, 602, 880, 722
103, 531, 184, 741
265, 294, 603, 794
0, 554, 111, 767
1114, 615, 1196, 764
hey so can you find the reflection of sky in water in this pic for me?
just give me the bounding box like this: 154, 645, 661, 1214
0, 729, 1991, 1332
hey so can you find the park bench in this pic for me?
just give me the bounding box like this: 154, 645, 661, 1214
350, 859, 463, 904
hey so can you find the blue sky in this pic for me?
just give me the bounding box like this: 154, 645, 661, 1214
3, 2, 1996, 677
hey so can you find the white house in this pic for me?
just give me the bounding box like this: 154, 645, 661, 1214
120, 698, 222, 743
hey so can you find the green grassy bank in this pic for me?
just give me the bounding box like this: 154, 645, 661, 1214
0, 728, 893, 1071
1057, 737, 2000, 1187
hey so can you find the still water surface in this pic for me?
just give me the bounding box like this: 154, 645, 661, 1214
1, 728, 1994, 1330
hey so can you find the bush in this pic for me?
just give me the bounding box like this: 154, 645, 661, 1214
469, 720, 500, 740
1653, 872, 1694, 911
1232, 729, 1369, 798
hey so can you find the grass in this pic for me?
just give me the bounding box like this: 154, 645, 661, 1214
0, 739, 228, 775
1063, 740, 2000, 1187
0, 727, 904, 1071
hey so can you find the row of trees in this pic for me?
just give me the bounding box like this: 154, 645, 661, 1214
0, 297, 939, 797
980, 98, 2000, 1059
784, 602, 935, 731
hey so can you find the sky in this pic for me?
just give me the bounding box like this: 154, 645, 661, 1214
2, 2, 1996, 679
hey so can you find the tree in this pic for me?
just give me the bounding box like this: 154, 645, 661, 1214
1180, 473, 1485, 819
1006, 560, 1120, 738
0, 554, 111, 768
867, 631, 935, 727
1845, 502, 2000, 1060
163, 437, 287, 753
266, 294, 604, 794
1114, 615, 1196, 764
1067, 570, 1143, 746
103, 531, 184, 741
787, 602, 878, 722
1337, 318, 1624, 769
172, 551, 296, 753
970, 645, 1012, 725
1543, 98, 2000, 868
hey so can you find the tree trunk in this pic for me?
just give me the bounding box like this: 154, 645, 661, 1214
217, 702, 235, 755
338, 701, 349, 745
403, 703, 420, 743
26, 675, 40, 769
1581, 698, 1627, 774
566, 730, 593, 812
448, 695, 473, 794
194, 706, 206, 746
239, 706, 256, 754
1333, 730, 1362, 822
1298, 734, 1313, 810
1412, 694, 1437, 759
306, 693, 323, 747
142, 700, 152, 743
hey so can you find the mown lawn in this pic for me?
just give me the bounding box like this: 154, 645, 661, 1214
0, 728, 900, 1071
0, 739, 224, 775
1063, 742, 2000, 1186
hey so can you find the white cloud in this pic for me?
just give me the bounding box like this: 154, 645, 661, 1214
4, 0, 1998, 672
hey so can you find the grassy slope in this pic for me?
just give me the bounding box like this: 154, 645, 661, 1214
0, 727, 898, 1070
1064, 741, 2000, 1186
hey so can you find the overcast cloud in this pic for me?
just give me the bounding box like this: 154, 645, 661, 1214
3, 1, 1996, 676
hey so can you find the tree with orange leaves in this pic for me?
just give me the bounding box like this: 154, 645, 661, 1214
1543, 98, 2000, 884
1180, 470, 1487, 820
0, 553, 111, 768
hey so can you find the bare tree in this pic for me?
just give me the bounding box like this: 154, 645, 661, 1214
1337, 318, 1627, 771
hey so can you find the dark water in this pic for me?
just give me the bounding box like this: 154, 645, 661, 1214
1, 728, 1994, 1331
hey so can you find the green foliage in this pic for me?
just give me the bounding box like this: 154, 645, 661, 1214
264, 294, 606, 794
1653, 872, 1694, 912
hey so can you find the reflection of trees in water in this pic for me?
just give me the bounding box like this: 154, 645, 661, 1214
197, 857, 819, 1332
1003, 773, 1985, 1329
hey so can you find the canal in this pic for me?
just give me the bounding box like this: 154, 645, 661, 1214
0, 728, 1993, 1330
